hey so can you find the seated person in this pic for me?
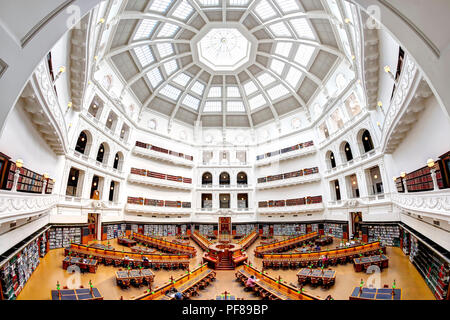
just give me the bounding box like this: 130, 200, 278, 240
174, 291, 184, 300
245, 275, 257, 288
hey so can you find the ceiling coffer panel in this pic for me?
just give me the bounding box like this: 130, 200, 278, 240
226, 115, 250, 127
189, 15, 206, 30
200, 115, 223, 127
302, 0, 324, 11
111, 52, 139, 81
125, 0, 149, 11
111, 20, 138, 48
178, 29, 196, 40
176, 43, 191, 53
255, 55, 269, 68
130, 78, 151, 104
174, 108, 197, 125
204, 11, 222, 22
273, 96, 301, 116
251, 108, 274, 126
149, 97, 175, 116
226, 11, 245, 22
242, 14, 259, 30
237, 71, 250, 83
310, 19, 339, 48
199, 71, 211, 83
309, 51, 338, 80
258, 43, 273, 53
252, 29, 271, 40
187, 65, 201, 76
180, 56, 193, 67
297, 78, 319, 104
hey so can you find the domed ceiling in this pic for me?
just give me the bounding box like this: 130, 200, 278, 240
104, 0, 352, 128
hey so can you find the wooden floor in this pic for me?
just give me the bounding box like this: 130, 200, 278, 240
17, 236, 436, 300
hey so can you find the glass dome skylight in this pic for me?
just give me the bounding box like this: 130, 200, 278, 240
197, 28, 251, 72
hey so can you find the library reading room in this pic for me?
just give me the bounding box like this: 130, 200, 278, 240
0, 0, 449, 305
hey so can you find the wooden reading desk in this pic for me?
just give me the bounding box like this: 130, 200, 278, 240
235, 264, 321, 300
134, 263, 216, 300
353, 254, 389, 272
132, 233, 196, 257
62, 256, 98, 273
349, 287, 401, 300
315, 236, 333, 246
254, 232, 318, 258
116, 269, 154, 288
237, 231, 259, 250
297, 268, 336, 288
51, 288, 103, 300
262, 242, 386, 269
118, 237, 137, 247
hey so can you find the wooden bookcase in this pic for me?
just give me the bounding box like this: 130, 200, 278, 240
405, 166, 434, 192
16, 167, 43, 193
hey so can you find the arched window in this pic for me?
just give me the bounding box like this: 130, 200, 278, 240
362, 130, 374, 153
326, 151, 336, 169
219, 172, 230, 185
341, 141, 353, 162
113, 152, 123, 170
96, 144, 105, 163
237, 172, 247, 185
202, 172, 212, 185
75, 131, 89, 154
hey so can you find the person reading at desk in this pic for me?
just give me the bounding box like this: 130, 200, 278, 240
245, 275, 258, 289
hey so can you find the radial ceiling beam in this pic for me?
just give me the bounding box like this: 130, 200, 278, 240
105, 39, 191, 59
196, 75, 214, 123
249, 11, 331, 33
169, 69, 203, 123
238, 0, 260, 24
188, 0, 211, 24
118, 11, 200, 34
235, 76, 255, 128
258, 38, 344, 59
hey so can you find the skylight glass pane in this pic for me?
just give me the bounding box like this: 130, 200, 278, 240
160, 84, 181, 100
203, 101, 222, 112
133, 46, 154, 67
286, 66, 302, 88
182, 94, 200, 110
275, 42, 293, 57
227, 101, 245, 112
156, 43, 174, 58
149, 0, 173, 13
227, 86, 241, 97
229, 0, 249, 6
274, 0, 300, 13
163, 60, 178, 75
248, 94, 266, 110
133, 20, 158, 40
254, 0, 276, 21
172, 0, 194, 20
269, 22, 291, 37
270, 59, 285, 76
173, 73, 191, 87
191, 81, 205, 95
268, 84, 289, 100
199, 0, 219, 5
147, 68, 163, 88
294, 44, 315, 66
243, 81, 258, 95
257, 72, 276, 87
157, 23, 180, 38
290, 18, 315, 40
208, 86, 222, 98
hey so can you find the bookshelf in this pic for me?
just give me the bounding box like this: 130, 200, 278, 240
0, 238, 40, 300
394, 177, 404, 193
409, 235, 449, 300
257, 167, 319, 184
48, 227, 82, 249
405, 166, 434, 192
258, 195, 322, 207
130, 167, 192, 184
15, 167, 44, 193
45, 178, 54, 194
366, 224, 400, 247
235, 224, 256, 235
199, 224, 214, 236
256, 140, 314, 161
127, 196, 191, 208
324, 223, 345, 239
0, 153, 14, 190
135, 141, 193, 161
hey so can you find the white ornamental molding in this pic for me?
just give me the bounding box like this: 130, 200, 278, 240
0, 192, 58, 222
391, 192, 450, 219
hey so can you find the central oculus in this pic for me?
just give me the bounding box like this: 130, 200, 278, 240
197, 28, 251, 72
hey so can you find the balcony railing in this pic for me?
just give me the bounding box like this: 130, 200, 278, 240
71, 149, 124, 177
255, 145, 316, 167
324, 148, 379, 176
127, 173, 192, 191
327, 193, 391, 208
391, 190, 450, 218
0, 190, 58, 223
132, 146, 195, 168
197, 184, 253, 190
125, 203, 192, 215
257, 202, 324, 215
257, 173, 321, 190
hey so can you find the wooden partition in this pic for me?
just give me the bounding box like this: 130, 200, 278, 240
191, 231, 213, 250
262, 242, 385, 268
254, 232, 318, 257
237, 230, 259, 249
237, 264, 320, 300
65, 243, 190, 262
132, 233, 196, 257
134, 263, 212, 300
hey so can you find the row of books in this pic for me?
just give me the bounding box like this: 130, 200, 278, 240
48, 227, 81, 249
127, 196, 191, 208
199, 224, 214, 235
235, 224, 256, 235
105, 224, 126, 240
257, 167, 319, 183
135, 141, 193, 161
256, 140, 314, 160
0, 238, 40, 300
130, 167, 192, 184
258, 195, 323, 207
324, 223, 345, 239
367, 224, 400, 247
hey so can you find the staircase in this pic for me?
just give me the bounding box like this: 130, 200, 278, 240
216, 254, 234, 270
